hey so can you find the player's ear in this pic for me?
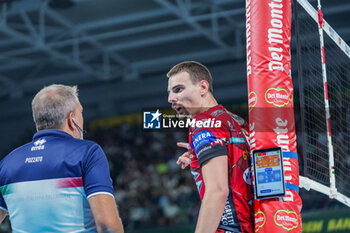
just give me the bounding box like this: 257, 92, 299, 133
199, 80, 209, 96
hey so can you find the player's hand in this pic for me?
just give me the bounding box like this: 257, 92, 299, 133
176, 142, 191, 169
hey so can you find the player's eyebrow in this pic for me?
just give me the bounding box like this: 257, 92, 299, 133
168, 84, 184, 94
172, 84, 184, 91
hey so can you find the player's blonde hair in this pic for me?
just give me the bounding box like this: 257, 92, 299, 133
32, 84, 79, 131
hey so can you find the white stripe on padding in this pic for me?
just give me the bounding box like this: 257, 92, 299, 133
87, 192, 114, 199
0, 206, 8, 213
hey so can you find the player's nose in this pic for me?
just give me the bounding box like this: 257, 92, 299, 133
168, 92, 177, 104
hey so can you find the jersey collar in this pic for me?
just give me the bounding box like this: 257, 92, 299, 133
33, 129, 73, 140
194, 104, 223, 118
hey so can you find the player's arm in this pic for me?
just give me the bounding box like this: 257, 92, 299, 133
195, 155, 229, 233
88, 194, 124, 233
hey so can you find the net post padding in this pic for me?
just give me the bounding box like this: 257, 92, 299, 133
246, 0, 302, 232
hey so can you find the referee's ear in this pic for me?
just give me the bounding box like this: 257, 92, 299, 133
66, 111, 75, 131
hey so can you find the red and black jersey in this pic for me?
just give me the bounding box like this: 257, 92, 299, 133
188, 105, 253, 233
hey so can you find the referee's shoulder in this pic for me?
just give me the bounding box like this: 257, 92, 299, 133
69, 137, 103, 150
0, 141, 33, 163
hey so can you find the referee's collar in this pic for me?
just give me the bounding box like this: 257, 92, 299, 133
33, 129, 73, 140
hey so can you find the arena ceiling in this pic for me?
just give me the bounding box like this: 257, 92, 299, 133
0, 0, 349, 152
0, 0, 247, 98
0, 0, 349, 98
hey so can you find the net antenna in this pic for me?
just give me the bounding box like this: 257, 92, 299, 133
295, 0, 350, 207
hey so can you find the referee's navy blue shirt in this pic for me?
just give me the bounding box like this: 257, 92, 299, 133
0, 129, 114, 232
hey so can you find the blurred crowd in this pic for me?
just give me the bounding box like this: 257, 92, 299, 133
89, 124, 200, 231
0, 117, 348, 232
89, 121, 346, 230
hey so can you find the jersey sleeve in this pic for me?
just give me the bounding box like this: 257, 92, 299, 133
0, 192, 7, 212
82, 144, 114, 199
191, 128, 228, 166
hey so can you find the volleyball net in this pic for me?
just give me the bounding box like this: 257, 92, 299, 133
294, 0, 350, 207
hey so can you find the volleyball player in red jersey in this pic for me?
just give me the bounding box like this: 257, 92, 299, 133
167, 61, 253, 233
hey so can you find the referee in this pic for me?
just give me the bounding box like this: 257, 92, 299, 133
0, 84, 124, 233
